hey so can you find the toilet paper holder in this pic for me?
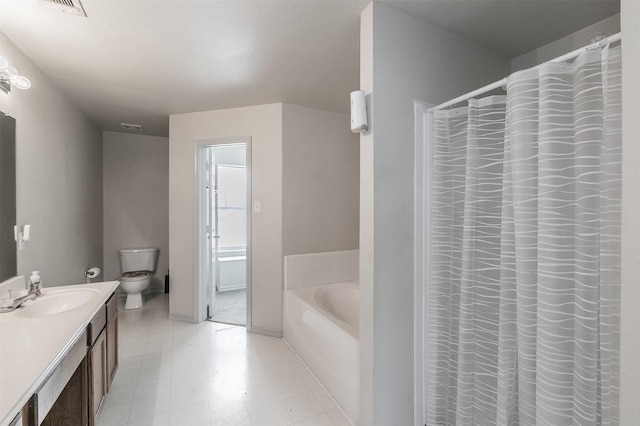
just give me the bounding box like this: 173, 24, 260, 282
84, 267, 101, 283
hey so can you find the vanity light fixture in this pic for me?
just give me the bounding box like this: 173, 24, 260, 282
0, 56, 31, 94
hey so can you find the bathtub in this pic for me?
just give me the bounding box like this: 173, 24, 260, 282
216, 247, 246, 291
283, 282, 359, 424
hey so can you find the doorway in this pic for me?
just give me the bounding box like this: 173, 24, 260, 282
197, 138, 251, 327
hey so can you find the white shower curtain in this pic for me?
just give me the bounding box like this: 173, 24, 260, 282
426, 44, 621, 426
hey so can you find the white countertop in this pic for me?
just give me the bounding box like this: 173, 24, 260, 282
0, 281, 119, 426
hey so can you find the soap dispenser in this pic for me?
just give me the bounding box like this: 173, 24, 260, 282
29, 271, 42, 297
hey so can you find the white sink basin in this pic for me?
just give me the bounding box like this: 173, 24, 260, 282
16, 288, 99, 317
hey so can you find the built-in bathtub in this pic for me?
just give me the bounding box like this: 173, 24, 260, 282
216, 247, 246, 291
283, 282, 359, 425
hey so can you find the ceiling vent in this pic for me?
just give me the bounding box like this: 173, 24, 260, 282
121, 123, 144, 131
37, 0, 87, 17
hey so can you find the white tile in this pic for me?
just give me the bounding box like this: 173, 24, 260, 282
328, 269, 351, 284
288, 358, 308, 375
210, 409, 251, 426
244, 367, 272, 388
242, 382, 280, 410
119, 356, 144, 371
207, 387, 247, 413
292, 412, 335, 426
325, 409, 351, 426
285, 258, 304, 275
144, 343, 172, 357
127, 413, 171, 426
285, 273, 306, 290
170, 382, 208, 410
96, 402, 131, 426
171, 366, 206, 388
205, 366, 250, 392
169, 401, 211, 426
329, 253, 351, 271
208, 395, 250, 425
299, 373, 321, 391
128, 393, 171, 422
314, 256, 330, 273
246, 401, 292, 426
311, 389, 336, 411
120, 344, 147, 360
303, 270, 329, 287
282, 393, 324, 423
138, 361, 171, 382
259, 347, 288, 366
300, 258, 315, 273
103, 382, 136, 408
349, 268, 358, 281
98, 294, 351, 426
134, 377, 171, 401
265, 361, 299, 381
111, 365, 140, 387
273, 376, 312, 400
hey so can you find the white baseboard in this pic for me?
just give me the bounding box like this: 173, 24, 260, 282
248, 326, 283, 338
168, 313, 195, 323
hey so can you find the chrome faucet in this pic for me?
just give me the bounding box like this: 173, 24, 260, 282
0, 285, 38, 313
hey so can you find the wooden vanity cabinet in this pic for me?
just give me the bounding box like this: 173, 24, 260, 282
87, 292, 119, 425
88, 330, 106, 425
87, 304, 107, 426
105, 293, 118, 391
39, 358, 88, 426
14, 292, 119, 426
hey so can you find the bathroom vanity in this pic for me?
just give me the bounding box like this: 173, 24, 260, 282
0, 281, 119, 426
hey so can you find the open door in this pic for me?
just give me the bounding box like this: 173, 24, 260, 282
197, 140, 249, 326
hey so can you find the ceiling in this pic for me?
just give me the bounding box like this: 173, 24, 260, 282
0, 0, 619, 137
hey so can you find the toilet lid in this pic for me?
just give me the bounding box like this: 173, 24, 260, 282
122, 271, 150, 278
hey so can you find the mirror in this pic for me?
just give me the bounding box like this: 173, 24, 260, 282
0, 111, 17, 282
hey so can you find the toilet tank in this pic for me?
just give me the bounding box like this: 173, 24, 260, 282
119, 248, 159, 273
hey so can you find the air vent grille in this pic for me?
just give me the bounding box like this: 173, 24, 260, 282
37, 0, 87, 17
48, 0, 75, 7
121, 123, 144, 131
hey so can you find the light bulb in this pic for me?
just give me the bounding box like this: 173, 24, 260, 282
0, 65, 17, 80
12, 75, 31, 90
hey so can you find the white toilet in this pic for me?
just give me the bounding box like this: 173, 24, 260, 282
118, 247, 159, 310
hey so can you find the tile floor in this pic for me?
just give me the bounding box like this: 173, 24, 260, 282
97, 293, 350, 426
211, 289, 246, 326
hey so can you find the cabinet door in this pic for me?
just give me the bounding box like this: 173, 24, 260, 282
88, 330, 106, 425
106, 308, 118, 391
40, 357, 88, 426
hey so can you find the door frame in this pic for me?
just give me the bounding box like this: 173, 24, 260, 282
195, 136, 252, 329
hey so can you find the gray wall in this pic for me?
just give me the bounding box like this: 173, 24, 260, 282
360, 4, 511, 424
103, 131, 169, 293
0, 32, 103, 287
282, 104, 359, 256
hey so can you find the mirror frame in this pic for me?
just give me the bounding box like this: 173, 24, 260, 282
0, 111, 17, 282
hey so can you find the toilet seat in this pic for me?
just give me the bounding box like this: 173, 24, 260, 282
121, 271, 151, 280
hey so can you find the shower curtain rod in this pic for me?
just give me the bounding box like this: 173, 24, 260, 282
428, 32, 621, 113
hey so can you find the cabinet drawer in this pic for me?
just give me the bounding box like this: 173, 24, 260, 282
87, 305, 106, 347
